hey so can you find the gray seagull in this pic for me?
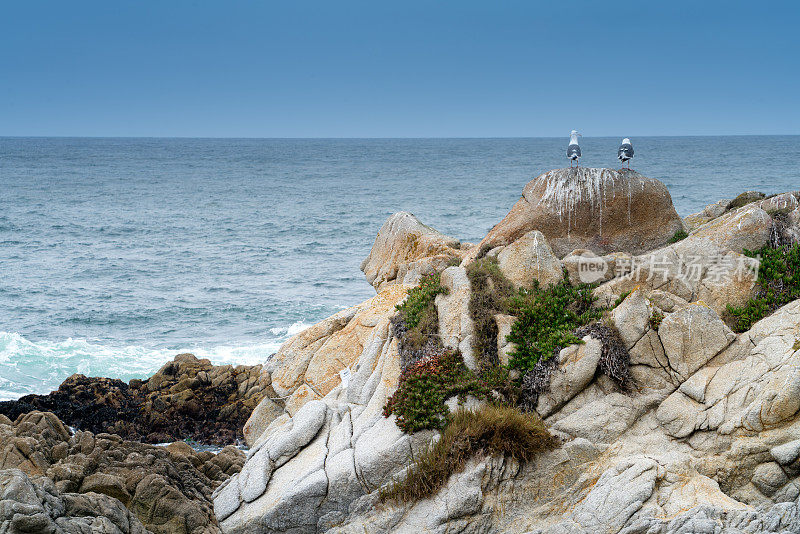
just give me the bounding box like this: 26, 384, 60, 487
567, 130, 581, 168
617, 138, 634, 169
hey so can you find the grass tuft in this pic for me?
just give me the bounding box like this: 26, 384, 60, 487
380, 404, 557, 503
466, 256, 516, 370
649, 310, 665, 330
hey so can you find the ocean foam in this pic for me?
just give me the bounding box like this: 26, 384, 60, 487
0, 330, 292, 401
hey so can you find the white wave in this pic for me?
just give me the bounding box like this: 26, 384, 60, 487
269, 320, 311, 337
0, 327, 299, 401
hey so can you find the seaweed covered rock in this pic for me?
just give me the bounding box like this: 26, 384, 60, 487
0, 410, 245, 534
0, 354, 273, 446
467, 168, 684, 259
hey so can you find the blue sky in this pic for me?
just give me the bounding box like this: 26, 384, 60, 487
1, 1, 798, 137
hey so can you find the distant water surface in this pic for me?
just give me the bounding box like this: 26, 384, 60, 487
1, 136, 798, 398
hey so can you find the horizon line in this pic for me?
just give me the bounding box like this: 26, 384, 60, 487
2, 133, 800, 141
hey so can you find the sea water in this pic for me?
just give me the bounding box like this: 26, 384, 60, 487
1, 136, 798, 399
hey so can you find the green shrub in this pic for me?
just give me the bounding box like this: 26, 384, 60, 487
668, 229, 689, 243
466, 256, 516, 370
727, 191, 765, 210
505, 277, 602, 371
396, 273, 447, 330
725, 243, 800, 332
380, 404, 556, 503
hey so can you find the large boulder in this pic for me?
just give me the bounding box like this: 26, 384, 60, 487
360, 212, 467, 292
216, 293, 437, 534
466, 168, 684, 259
496, 230, 563, 288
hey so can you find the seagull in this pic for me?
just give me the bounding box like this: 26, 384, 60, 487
567, 130, 581, 168
617, 138, 634, 169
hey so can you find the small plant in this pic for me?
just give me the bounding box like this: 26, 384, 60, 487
668, 229, 689, 243
613, 290, 632, 308
446, 255, 462, 267
725, 243, 800, 332
383, 350, 471, 432
793, 338, 800, 352
379, 404, 557, 503
649, 310, 665, 330
395, 273, 447, 330
392, 273, 448, 369
505, 276, 602, 371
727, 191, 765, 210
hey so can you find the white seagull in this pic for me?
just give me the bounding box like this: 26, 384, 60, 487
567, 130, 581, 168
617, 138, 634, 169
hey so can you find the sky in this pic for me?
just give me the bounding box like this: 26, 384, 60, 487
1, 1, 799, 138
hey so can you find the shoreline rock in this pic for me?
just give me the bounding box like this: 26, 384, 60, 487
0, 354, 274, 446
5, 169, 800, 534
0, 410, 245, 533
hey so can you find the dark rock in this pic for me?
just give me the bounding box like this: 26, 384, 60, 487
0, 354, 277, 446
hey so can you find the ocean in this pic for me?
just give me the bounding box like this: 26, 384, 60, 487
1, 136, 798, 399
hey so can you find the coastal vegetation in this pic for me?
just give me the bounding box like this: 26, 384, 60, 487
668, 229, 689, 243
465, 256, 516, 369
725, 242, 800, 332
380, 404, 556, 503
384, 255, 631, 502
505, 277, 602, 371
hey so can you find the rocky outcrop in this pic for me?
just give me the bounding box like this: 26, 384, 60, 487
265, 284, 409, 418
214, 295, 437, 533
1, 467, 152, 534
495, 230, 563, 289
360, 212, 468, 292
0, 410, 245, 534
592, 204, 771, 315
466, 168, 685, 259
0, 354, 273, 446
216, 182, 800, 534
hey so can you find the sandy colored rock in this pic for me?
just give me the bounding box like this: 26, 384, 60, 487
495, 313, 516, 367
269, 284, 408, 406
536, 336, 602, 418
496, 230, 563, 288
465, 168, 684, 259
360, 212, 464, 292
436, 266, 476, 369
689, 204, 772, 254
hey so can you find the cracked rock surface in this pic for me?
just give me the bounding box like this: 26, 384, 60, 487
222, 185, 800, 534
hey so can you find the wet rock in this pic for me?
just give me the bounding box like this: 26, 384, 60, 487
0, 354, 273, 446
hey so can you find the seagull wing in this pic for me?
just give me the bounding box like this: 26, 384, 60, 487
617, 143, 633, 160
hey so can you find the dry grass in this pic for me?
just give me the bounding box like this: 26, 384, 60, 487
380, 404, 557, 503
466, 256, 516, 370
